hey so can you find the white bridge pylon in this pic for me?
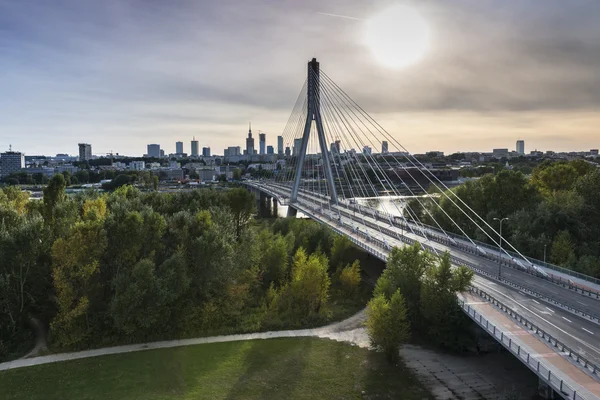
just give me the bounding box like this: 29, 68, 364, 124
290, 58, 338, 205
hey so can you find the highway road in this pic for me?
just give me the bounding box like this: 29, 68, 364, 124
250, 182, 600, 372
265, 182, 600, 320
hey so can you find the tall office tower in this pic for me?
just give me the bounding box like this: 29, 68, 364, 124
285, 146, 291, 156
78, 143, 92, 161
259, 133, 266, 155
147, 144, 161, 158
0, 150, 25, 176
516, 140, 525, 155
382, 141, 388, 154
246, 123, 255, 155
267, 145, 274, 155
191, 137, 199, 157
176, 141, 184, 154
160, 149, 165, 158
202, 147, 211, 157
277, 135, 284, 155
293, 138, 303, 156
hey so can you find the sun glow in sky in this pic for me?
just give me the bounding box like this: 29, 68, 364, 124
2, 0, 600, 155
364, 5, 431, 68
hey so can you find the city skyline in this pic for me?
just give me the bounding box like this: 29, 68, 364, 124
2, 0, 600, 155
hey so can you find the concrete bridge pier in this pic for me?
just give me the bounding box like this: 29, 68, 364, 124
258, 192, 275, 218
287, 205, 297, 217
272, 197, 278, 217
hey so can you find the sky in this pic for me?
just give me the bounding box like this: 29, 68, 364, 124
1, 0, 599, 156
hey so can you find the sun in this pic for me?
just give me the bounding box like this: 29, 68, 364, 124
364, 5, 431, 68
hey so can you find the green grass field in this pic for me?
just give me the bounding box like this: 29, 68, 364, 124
1, 338, 433, 400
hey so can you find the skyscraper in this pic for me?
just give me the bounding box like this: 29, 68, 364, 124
516, 140, 525, 155
382, 141, 388, 154
78, 143, 92, 161
246, 123, 255, 155
330, 140, 341, 155
267, 145, 274, 155
176, 141, 184, 154
277, 135, 284, 155
259, 133, 266, 155
285, 146, 291, 156
202, 147, 211, 157
191, 137, 199, 157
293, 138, 303, 156
0, 150, 24, 176
147, 144, 161, 158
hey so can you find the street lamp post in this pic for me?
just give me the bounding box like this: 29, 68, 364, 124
544, 244, 547, 264
493, 217, 509, 278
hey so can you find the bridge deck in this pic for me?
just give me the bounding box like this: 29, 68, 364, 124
248, 182, 600, 399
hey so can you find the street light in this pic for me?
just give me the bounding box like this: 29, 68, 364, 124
544, 243, 547, 264
493, 217, 509, 278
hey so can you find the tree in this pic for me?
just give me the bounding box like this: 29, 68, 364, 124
374, 242, 433, 331
43, 174, 67, 224
530, 160, 593, 196
75, 170, 90, 184
232, 168, 242, 180
260, 232, 290, 288
271, 248, 331, 319
50, 220, 107, 348
420, 253, 474, 351
226, 188, 255, 239
61, 171, 72, 186
5, 177, 19, 186
551, 230, 576, 266
110, 253, 189, 338
330, 235, 353, 270
366, 289, 410, 363
338, 260, 361, 296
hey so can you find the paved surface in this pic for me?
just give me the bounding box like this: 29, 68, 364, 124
463, 291, 600, 399
401, 345, 537, 400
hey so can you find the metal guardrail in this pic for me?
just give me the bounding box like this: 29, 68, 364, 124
263, 181, 600, 290
468, 286, 599, 379
282, 184, 600, 300
252, 183, 600, 324
458, 295, 590, 400
257, 185, 599, 399
450, 257, 600, 324
259, 184, 600, 318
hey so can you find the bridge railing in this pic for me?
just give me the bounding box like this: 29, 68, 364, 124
283, 185, 600, 297
255, 182, 600, 308
467, 286, 599, 379
290, 197, 598, 396
459, 295, 590, 400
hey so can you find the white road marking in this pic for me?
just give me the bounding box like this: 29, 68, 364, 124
473, 280, 600, 355
577, 301, 586, 306
562, 317, 572, 323
532, 300, 540, 305
582, 328, 594, 335
545, 307, 555, 313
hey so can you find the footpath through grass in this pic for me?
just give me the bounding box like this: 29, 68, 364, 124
1, 337, 432, 400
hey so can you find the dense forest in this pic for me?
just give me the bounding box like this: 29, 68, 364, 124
0, 177, 370, 361
412, 160, 600, 278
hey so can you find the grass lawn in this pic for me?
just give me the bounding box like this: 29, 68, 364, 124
1, 338, 433, 400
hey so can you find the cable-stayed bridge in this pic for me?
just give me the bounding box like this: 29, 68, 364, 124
244, 58, 600, 399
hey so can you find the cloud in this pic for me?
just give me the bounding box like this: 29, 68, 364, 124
1, 0, 599, 155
